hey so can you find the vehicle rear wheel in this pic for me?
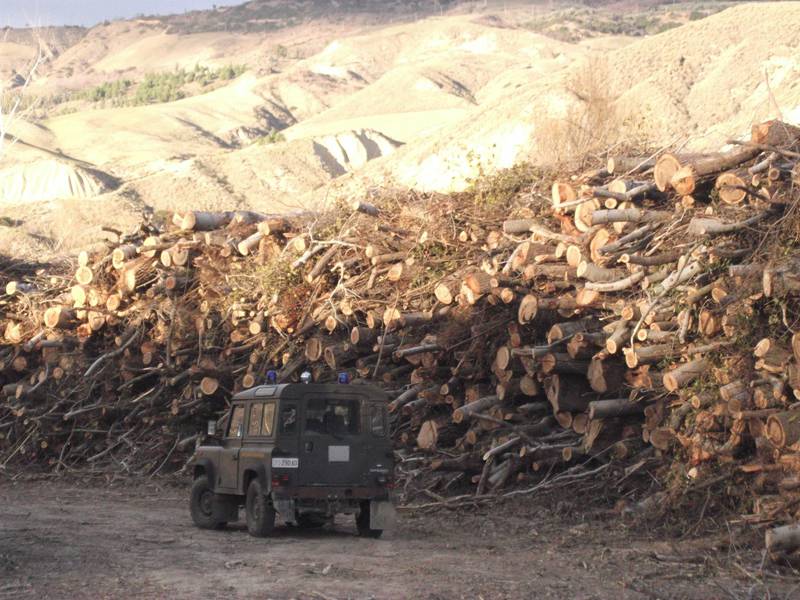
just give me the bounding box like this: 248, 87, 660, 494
190, 475, 225, 530
356, 501, 383, 538
245, 479, 275, 537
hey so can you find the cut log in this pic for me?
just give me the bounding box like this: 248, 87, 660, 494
588, 399, 645, 420
590, 208, 671, 226
518, 294, 538, 325
111, 244, 137, 269
177, 211, 233, 231
545, 374, 592, 413
417, 417, 459, 451
304, 337, 332, 362
663, 359, 709, 393
654, 154, 682, 192
75, 266, 94, 286
551, 182, 577, 213
43, 307, 76, 329
540, 353, 589, 376
715, 170, 749, 205
503, 219, 535, 234
237, 231, 264, 256
587, 353, 625, 393
577, 261, 626, 283
624, 344, 676, 368
324, 344, 357, 370
464, 271, 493, 295
766, 410, 800, 448
670, 146, 760, 196
199, 377, 219, 396
519, 375, 540, 397
605, 321, 629, 355
751, 120, 800, 146
765, 523, 800, 558
453, 395, 501, 424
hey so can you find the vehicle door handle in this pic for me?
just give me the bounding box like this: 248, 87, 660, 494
305, 441, 314, 453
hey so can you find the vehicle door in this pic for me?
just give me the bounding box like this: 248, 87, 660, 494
297, 394, 365, 485
365, 401, 394, 480
219, 403, 245, 491
272, 400, 301, 477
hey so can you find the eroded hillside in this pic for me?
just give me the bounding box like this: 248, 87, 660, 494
2, 2, 800, 261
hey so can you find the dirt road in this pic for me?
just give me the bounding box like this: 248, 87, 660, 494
0, 480, 794, 599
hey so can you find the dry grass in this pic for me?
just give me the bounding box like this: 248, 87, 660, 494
0, 195, 139, 263
537, 57, 635, 168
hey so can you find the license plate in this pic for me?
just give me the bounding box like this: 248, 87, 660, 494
328, 446, 350, 462
272, 457, 299, 468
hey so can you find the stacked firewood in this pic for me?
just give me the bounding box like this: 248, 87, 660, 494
2, 120, 800, 556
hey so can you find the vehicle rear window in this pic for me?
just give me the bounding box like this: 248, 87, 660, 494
248, 403, 263, 437
304, 399, 359, 436
370, 405, 386, 436
262, 402, 276, 436
227, 405, 245, 438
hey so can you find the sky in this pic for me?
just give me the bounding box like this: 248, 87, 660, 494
0, 1, 229, 28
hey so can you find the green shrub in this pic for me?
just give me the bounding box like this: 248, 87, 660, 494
74, 64, 247, 108
79, 79, 133, 102
256, 130, 286, 145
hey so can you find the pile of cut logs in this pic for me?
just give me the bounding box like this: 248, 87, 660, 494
2, 120, 800, 559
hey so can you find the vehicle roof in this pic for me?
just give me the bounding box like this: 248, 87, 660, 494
231, 382, 388, 402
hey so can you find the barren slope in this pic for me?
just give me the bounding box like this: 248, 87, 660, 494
6, 2, 800, 259
331, 2, 800, 196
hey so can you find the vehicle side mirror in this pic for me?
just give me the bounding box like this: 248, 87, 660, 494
207, 420, 217, 436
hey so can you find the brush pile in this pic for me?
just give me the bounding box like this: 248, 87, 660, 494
2, 120, 800, 557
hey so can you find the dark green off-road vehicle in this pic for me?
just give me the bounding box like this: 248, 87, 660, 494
188, 382, 396, 538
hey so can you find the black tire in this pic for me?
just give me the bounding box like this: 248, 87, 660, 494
245, 479, 275, 538
356, 501, 383, 539
190, 475, 225, 530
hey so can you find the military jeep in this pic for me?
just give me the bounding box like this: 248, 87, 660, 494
188, 382, 395, 538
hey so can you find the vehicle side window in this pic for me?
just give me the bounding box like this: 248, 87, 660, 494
370, 405, 386, 436
248, 403, 263, 437
262, 402, 276, 436
280, 405, 297, 434
227, 405, 245, 438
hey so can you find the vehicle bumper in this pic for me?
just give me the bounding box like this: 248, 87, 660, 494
277, 485, 389, 500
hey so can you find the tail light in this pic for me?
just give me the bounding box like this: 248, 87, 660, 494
271, 473, 290, 487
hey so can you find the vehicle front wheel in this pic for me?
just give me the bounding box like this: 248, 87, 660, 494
245, 479, 276, 538
190, 475, 225, 530
356, 501, 383, 538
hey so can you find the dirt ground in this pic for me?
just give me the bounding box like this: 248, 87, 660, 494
0, 479, 797, 600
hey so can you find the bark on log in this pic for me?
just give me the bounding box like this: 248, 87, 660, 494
588, 399, 646, 420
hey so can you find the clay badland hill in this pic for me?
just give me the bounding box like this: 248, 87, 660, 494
1, 1, 799, 259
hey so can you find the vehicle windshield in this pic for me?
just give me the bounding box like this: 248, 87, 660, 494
304, 398, 359, 436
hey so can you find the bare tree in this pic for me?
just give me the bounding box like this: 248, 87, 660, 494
0, 31, 45, 158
